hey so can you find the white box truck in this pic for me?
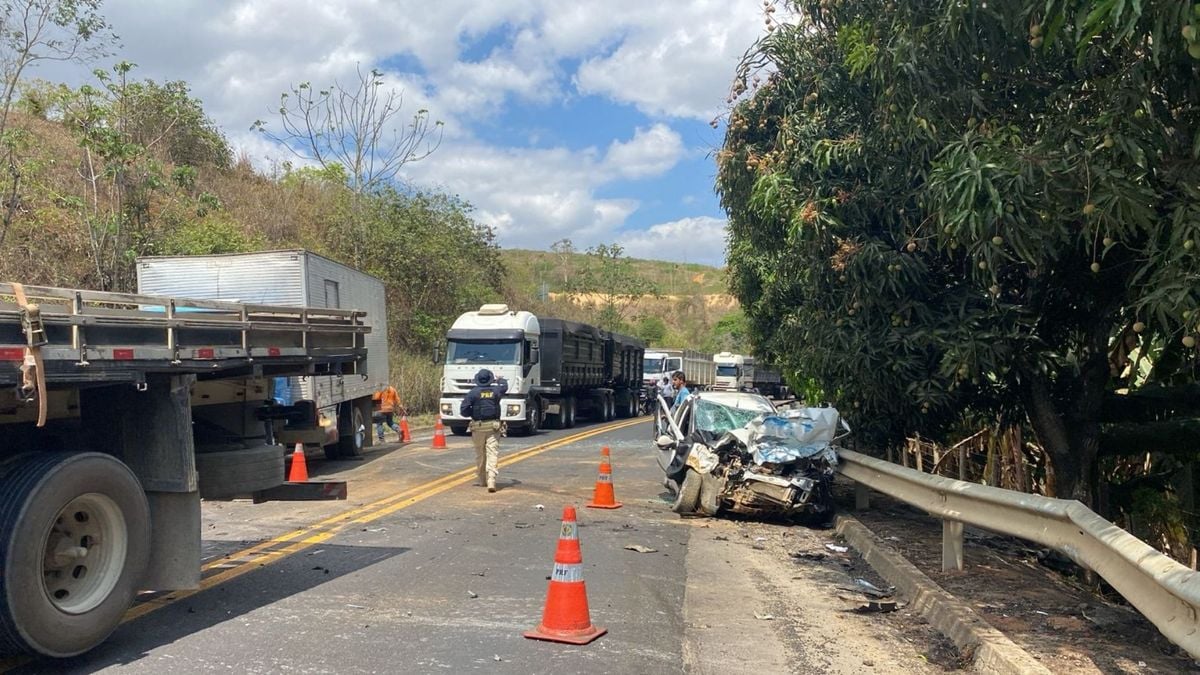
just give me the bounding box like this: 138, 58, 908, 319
137, 250, 388, 458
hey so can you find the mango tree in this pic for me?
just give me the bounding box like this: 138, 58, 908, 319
716, 0, 1200, 503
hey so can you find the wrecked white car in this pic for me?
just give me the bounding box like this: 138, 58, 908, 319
654, 391, 845, 520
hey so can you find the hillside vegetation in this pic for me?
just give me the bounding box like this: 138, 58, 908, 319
0, 68, 743, 412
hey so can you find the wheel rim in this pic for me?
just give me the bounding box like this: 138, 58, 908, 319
353, 407, 365, 449
41, 493, 128, 615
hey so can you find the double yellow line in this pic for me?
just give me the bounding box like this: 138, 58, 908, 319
123, 416, 647, 623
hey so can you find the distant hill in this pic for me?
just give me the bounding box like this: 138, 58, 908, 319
497, 248, 744, 352
500, 248, 730, 297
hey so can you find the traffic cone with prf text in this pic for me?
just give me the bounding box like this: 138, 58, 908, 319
586, 446, 622, 509
523, 506, 606, 645
287, 442, 308, 482
432, 415, 447, 449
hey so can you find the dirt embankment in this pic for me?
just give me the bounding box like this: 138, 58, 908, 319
548, 292, 740, 313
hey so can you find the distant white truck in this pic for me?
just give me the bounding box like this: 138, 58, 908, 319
642, 348, 714, 390
137, 250, 389, 459
713, 351, 786, 397
713, 351, 749, 391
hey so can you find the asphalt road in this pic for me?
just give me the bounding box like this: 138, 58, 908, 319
8, 417, 953, 674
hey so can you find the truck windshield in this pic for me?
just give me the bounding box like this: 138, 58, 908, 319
716, 365, 739, 377
643, 357, 665, 375
446, 340, 521, 365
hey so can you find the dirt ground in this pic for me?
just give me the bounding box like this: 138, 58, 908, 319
682, 510, 971, 673
837, 480, 1200, 674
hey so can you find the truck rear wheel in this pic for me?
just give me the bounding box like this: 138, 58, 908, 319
0, 452, 150, 658
564, 397, 576, 428
335, 401, 367, 459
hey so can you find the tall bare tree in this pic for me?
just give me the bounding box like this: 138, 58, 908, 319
254, 65, 443, 267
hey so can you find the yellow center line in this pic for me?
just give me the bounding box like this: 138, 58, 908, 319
123, 417, 647, 623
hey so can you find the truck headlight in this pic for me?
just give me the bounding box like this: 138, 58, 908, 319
506, 404, 521, 417
441, 403, 453, 416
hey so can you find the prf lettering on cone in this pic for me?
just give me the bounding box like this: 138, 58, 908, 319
586, 446, 622, 509
523, 505, 607, 645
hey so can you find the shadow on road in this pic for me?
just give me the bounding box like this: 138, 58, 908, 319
11, 542, 409, 674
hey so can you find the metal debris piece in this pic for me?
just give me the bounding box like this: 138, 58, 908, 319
854, 578, 893, 595
467, 590, 478, 598
754, 612, 776, 620
825, 543, 849, 553
534, 504, 545, 511
514, 523, 532, 529
625, 544, 658, 554
494, 655, 502, 662
853, 600, 899, 614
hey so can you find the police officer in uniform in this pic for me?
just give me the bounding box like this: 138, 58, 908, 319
460, 368, 509, 492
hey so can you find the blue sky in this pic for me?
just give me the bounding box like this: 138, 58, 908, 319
41, 1, 779, 266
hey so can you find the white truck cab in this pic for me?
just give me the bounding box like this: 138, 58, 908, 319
438, 304, 541, 434
713, 351, 749, 391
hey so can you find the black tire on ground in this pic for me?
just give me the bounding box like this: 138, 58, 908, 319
0, 452, 150, 658
450, 425, 470, 437
336, 402, 367, 459
195, 444, 285, 499
697, 474, 721, 516
671, 469, 702, 515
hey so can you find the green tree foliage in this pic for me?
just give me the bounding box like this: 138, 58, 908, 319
705, 308, 750, 353
717, 1, 1200, 503
567, 243, 660, 332
319, 187, 504, 351
0, 0, 114, 247
635, 314, 667, 346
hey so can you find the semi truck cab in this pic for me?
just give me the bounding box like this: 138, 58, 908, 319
438, 304, 541, 435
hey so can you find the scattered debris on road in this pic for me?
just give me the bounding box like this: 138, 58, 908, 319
625, 544, 658, 554
825, 543, 849, 553
467, 590, 478, 599
754, 612, 776, 621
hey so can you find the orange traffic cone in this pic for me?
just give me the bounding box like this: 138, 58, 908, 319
524, 506, 606, 645
287, 442, 308, 482
432, 415, 447, 449
400, 413, 412, 442
586, 446, 622, 510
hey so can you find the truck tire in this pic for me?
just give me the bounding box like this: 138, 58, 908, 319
547, 399, 567, 430
0, 452, 150, 658
335, 401, 367, 459
195, 444, 285, 499
671, 469, 702, 515
512, 399, 541, 436
564, 396, 576, 428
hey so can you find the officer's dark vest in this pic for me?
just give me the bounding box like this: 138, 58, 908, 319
472, 386, 501, 420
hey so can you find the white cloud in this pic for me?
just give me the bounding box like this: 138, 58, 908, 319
617, 216, 728, 266
603, 124, 684, 179
28, 1, 773, 262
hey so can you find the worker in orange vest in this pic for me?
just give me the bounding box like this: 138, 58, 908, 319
372, 384, 404, 443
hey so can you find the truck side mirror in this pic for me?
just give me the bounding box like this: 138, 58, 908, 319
530, 346, 540, 365
432, 347, 442, 365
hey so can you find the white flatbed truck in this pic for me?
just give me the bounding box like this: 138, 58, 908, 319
0, 281, 368, 658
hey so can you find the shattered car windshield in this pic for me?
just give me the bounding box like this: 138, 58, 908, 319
693, 398, 767, 435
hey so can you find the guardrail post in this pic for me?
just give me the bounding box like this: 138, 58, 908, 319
942, 519, 964, 571
854, 482, 870, 510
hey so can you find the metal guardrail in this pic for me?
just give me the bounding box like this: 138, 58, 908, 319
838, 448, 1200, 658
